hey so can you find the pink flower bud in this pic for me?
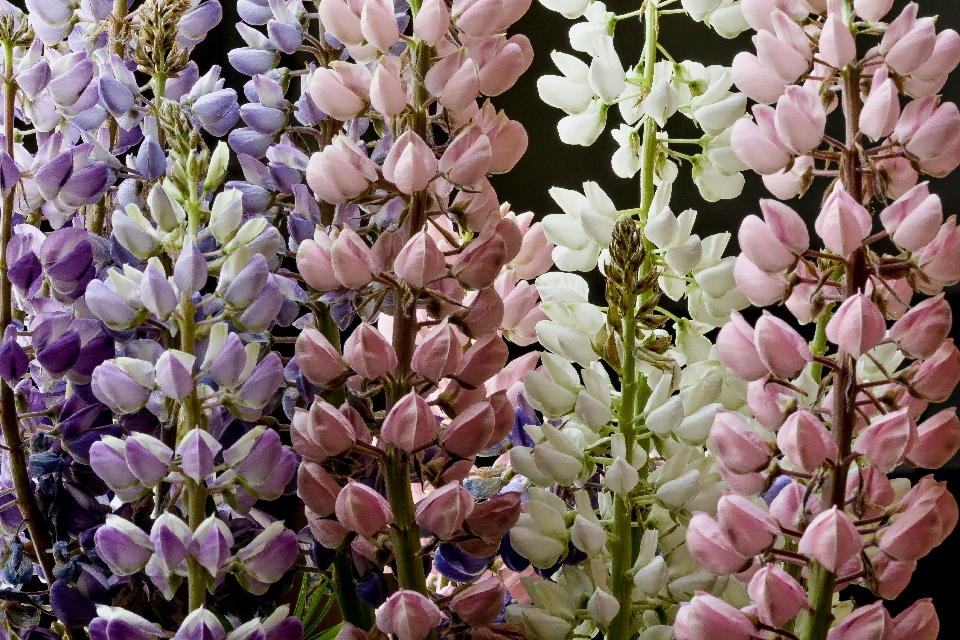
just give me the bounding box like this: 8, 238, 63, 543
718, 493, 779, 557
425, 52, 481, 114
413, 0, 450, 45
717, 458, 767, 496
457, 334, 509, 387
775, 86, 826, 155
854, 408, 918, 473
371, 56, 407, 117
855, 0, 893, 22
872, 553, 917, 599
687, 513, 751, 575
861, 69, 900, 142
710, 410, 773, 474
309, 136, 380, 205
891, 599, 938, 640
747, 564, 808, 628
755, 311, 813, 379
879, 501, 947, 562
901, 476, 958, 539
453, 0, 502, 39
309, 64, 371, 122
412, 321, 462, 382
415, 483, 475, 539
459, 287, 505, 337
381, 391, 437, 451
477, 38, 529, 97
886, 16, 937, 76
826, 602, 892, 640
318, 0, 364, 46
770, 479, 822, 529
732, 52, 787, 105
296, 325, 348, 387
376, 590, 442, 640
877, 156, 919, 199
383, 130, 438, 194
777, 408, 838, 472
297, 231, 340, 291
908, 339, 960, 402
342, 321, 398, 380
335, 480, 394, 538
738, 215, 796, 273
845, 465, 895, 518
293, 399, 357, 461
916, 217, 960, 289
797, 506, 863, 572
439, 126, 492, 187
890, 293, 951, 359
308, 512, 350, 548
686, 593, 757, 640
819, 5, 857, 70
331, 227, 378, 290
734, 256, 789, 307
815, 186, 872, 256
879, 182, 943, 252
825, 293, 886, 358
395, 229, 446, 288
297, 461, 342, 517
756, 30, 809, 84
747, 377, 796, 430
731, 107, 791, 174
717, 311, 767, 381
441, 401, 496, 457
912, 29, 960, 81
900, 99, 960, 161
450, 578, 506, 627
478, 104, 528, 174
360, 0, 400, 52
906, 408, 960, 468
452, 232, 508, 289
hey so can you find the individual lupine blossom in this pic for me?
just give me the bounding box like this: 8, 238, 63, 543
536, 0, 751, 203
222, 0, 549, 635
683, 1, 960, 639
504, 2, 758, 639
0, 0, 306, 637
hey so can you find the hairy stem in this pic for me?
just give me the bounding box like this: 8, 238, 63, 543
609, 4, 659, 639
798, 8, 864, 637
0, 39, 57, 589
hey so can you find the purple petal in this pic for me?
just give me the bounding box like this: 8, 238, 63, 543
228, 47, 279, 77
434, 543, 492, 582
237, 352, 284, 408
179, 1, 222, 41
227, 128, 274, 159
239, 103, 286, 135
267, 20, 303, 55
223, 253, 269, 307
99, 75, 135, 117
135, 136, 166, 180
50, 581, 97, 627
0, 338, 28, 383
36, 329, 81, 375
34, 151, 73, 200
237, 0, 272, 24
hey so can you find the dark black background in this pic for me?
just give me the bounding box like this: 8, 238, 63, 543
193, 0, 957, 633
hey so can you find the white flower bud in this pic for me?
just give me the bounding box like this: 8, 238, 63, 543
571, 515, 608, 557
643, 79, 680, 127
681, 0, 723, 21
674, 403, 722, 445
538, 75, 594, 113
645, 395, 684, 436
709, 4, 750, 39
524, 371, 578, 418
534, 442, 583, 485
605, 456, 640, 496
557, 102, 606, 146
693, 160, 745, 202
539, 0, 590, 19
665, 234, 703, 274
656, 468, 701, 507
634, 555, 669, 595
587, 588, 619, 628
510, 446, 555, 486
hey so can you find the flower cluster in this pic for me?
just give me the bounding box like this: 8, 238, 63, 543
683, 1, 960, 639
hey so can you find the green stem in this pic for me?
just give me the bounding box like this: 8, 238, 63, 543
809, 311, 831, 383
0, 39, 57, 589
335, 549, 374, 630
609, 4, 659, 639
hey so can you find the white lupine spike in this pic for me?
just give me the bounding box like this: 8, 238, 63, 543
587, 588, 619, 627
541, 423, 583, 458
572, 516, 608, 557
589, 57, 625, 104
526, 501, 568, 540
694, 256, 738, 296
643, 371, 674, 414
524, 371, 578, 417
645, 395, 685, 435
694, 92, 747, 134
583, 180, 618, 216
537, 321, 598, 366
511, 446, 556, 486
693, 157, 746, 201
539, 0, 591, 19
634, 555, 669, 595
536, 272, 591, 302
682, 0, 724, 21
644, 79, 680, 127
611, 124, 641, 178
538, 75, 595, 113
576, 391, 613, 428
534, 443, 584, 484
541, 214, 592, 250
645, 207, 680, 249
675, 402, 723, 445
665, 234, 703, 274
557, 102, 606, 146
709, 3, 750, 38
541, 352, 582, 391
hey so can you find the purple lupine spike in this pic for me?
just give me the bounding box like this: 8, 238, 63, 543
210, 333, 247, 388
124, 433, 173, 486
238, 0, 272, 24
58, 400, 117, 464
88, 607, 166, 640
236, 352, 284, 408
228, 47, 280, 77
178, 1, 223, 45
99, 75, 135, 119
247, 447, 296, 500
174, 240, 208, 294
167, 62, 201, 102
434, 543, 493, 582
49, 580, 98, 628
239, 103, 286, 135
150, 513, 196, 573
139, 264, 177, 319
155, 351, 196, 402
0, 328, 29, 383
266, 20, 303, 55
94, 515, 155, 576
224, 426, 281, 486
34, 150, 74, 201
172, 609, 227, 640
177, 429, 222, 483
73, 333, 114, 377
89, 436, 148, 501
36, 329, 81, 376
236, 279, 283, 332
193, 514, 234, 578
59, 163, 113, 208
18, 60, 51, 101
135, 137, 166, 181
0, 151, 20, 197
84, 280, 140, 330
47, 53, 95, 108
91, 359, 154, 415
234, 522, 298, 594
223, 253, 269, 307
228, 128, 275, 159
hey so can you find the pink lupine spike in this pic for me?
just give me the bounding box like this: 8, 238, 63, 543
906, 408, 960, 469
754, 311, 813, 379
335, 480, 394, 538
907, 339, 960, 402
889, 293, 951, 360
777, 408, 838, 472
884, 16, 937, 76
891, 599, 939, 640
911, 29, 960, 81
709, 409, 773, 474
733, 255, 789, 307
685, 593, 757, 640
815, 186, 872, 256
860, 68, 900, 141
687, 512, 751, 575
717, 311, 768, 381
825, 602, 892, 640
380, 391, 438, 452
342, 321, 398, 380
395, 229, 447, 288
854, 408, 918, 473
732, 52, 788, 105
360, 0, 400, 52
717, 493, 780, 557
415, 483, 475, 539
747, 564, 809, 628
775, 86, 827, 155
371, 56, 408, 117
825, 293, 886, 358
738, 215, 797, 273
413, 0, 451, 45
819, 2, 857, 70
854, 0, 894, 22
383, 130, 439, 194
756, 30, 809, 84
